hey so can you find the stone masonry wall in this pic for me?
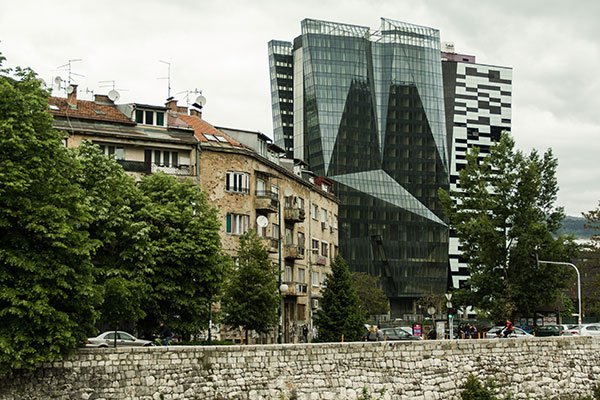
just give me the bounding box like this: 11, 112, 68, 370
1, 337, 600, 400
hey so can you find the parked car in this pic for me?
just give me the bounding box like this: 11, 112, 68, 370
533, 325, 562, 337
577, 323, 600, 336
86, 331, 153, 348
485, 326, 533, 339
558, 324, 580, 336
380, 328, 422, 341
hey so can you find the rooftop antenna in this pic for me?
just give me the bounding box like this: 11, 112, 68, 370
158, 60, 171, 99
57, 59, 83, 85
176, 88, 204, 107
99, 80, 127, 102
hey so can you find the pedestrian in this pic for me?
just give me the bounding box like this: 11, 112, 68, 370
159, 321, 173, 345
500, 319, 514, 338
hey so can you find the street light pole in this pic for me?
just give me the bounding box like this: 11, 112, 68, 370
537, 260, 582, 331
277, 192, 283, 344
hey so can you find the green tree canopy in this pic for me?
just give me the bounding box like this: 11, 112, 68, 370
138, 173, 227, 339
439, 133, 577, 321
221, 230, 278, 343
352, 272, 389, 319
0, 56, 99, 373
73, 142, 153, 330
314, 256, 366, 342
580, 202, 600, 318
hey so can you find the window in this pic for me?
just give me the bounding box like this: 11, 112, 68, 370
297, 268, 306, 284
311, 204, 318, 220
285, 227, 293, 245
320, 208, 327, 223
333, 214, 338, 229
272, 224, 280, 240
226, 213, 249, 235
297, 197, 305, 209
311, 239, 319, 254
321, 241, 329, 257
135, 109, 165, 126
153, 150, 178, 166
226, 172, 249, 193
312, 271, 320, 286
285, 264, 293, 282
297, 232, 305, 247
98, 144, 124, 160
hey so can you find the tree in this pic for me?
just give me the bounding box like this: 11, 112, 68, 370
580, 202, 600, 318
352, 272, 389, 320
137, 173, 227, 339
439, 133, 577, 322
221, 231, 278, 343
314, 256, 366, 342
73, 142, 153, 331
0, 56, 100, 373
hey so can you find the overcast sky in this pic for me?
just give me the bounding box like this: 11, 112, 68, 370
2, 0, 598, 217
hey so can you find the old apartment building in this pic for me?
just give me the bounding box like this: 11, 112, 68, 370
48, 89, 339, 343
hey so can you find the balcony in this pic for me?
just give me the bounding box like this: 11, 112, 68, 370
263, 237, 279, 253
255, 190, 279, 213
284, 207, 305, 222
283, 282, 308, 297
151, 164, 193, 176
314, 255, 327, 266
284, 244, 305, 260
117, 160, 193, 176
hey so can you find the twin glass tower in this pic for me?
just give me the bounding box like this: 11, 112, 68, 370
269, 18, 450, 316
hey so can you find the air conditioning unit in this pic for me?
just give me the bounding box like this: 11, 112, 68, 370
312, 299, 319, 309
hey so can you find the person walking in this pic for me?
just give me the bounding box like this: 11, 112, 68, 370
500, 319, 514, 338
159, 321, 173, 345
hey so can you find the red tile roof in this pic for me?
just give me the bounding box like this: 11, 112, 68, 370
48, 97, 135, 125
179, 114, 242, 146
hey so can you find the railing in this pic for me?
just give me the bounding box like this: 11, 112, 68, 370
284, 245, 305, 260
255, 191, 279, 212
284, 207, 306, 222
117, 160, 193, 176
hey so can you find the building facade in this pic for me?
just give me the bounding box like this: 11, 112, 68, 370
180, 110, 339, 343
270, 18, 450, 317
49, 89, 339, 343
441, 45, 513, 289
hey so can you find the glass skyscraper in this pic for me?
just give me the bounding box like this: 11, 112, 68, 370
270, 18, 449, 316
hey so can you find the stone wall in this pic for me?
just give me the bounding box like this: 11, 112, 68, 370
1, 337, 600, 399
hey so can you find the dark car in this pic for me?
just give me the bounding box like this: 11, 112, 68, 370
534, 325, 563, 337
380, 327, 422, 341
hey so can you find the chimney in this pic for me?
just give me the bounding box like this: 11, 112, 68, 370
165, 98, 178, 112
67, 84, 78, 106
190, 108, 202, 119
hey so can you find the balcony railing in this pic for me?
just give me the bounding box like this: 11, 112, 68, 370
283, 281, 308, 297
284, 207, 306, 222
117, 160, 193, 176
255, 190, 279, 213
284, 245, 305, 260
263, 237, 279, 253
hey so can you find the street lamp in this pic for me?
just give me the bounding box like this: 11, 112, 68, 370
537, 260, 582, 331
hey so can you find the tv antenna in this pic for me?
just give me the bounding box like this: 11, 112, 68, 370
176, 88, 205, 108
57, 58, 83, 85
158, 60, 172, 99
99, 80, 126, 102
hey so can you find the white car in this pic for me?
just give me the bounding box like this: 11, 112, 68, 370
558, 324, 579, 336
578, 324, 600, 336
485, 326, 533, 339
86, 331, 153, 348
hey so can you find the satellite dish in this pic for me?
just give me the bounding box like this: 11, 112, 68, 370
54, 76, 63, 85
256, 215, 269, 228
66, 85, 75, 94
108, 89, 120, 102
284, 187, 293, 197
192, 95, 207, 109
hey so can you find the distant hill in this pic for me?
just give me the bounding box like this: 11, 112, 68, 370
557, 215, 597, 239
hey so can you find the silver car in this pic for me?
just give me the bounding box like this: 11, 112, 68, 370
485, 326, 533, 339
578, 324, 600, 336
86, 331, 153, 348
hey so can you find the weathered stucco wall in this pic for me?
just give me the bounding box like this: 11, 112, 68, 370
1, 337, 600, 399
